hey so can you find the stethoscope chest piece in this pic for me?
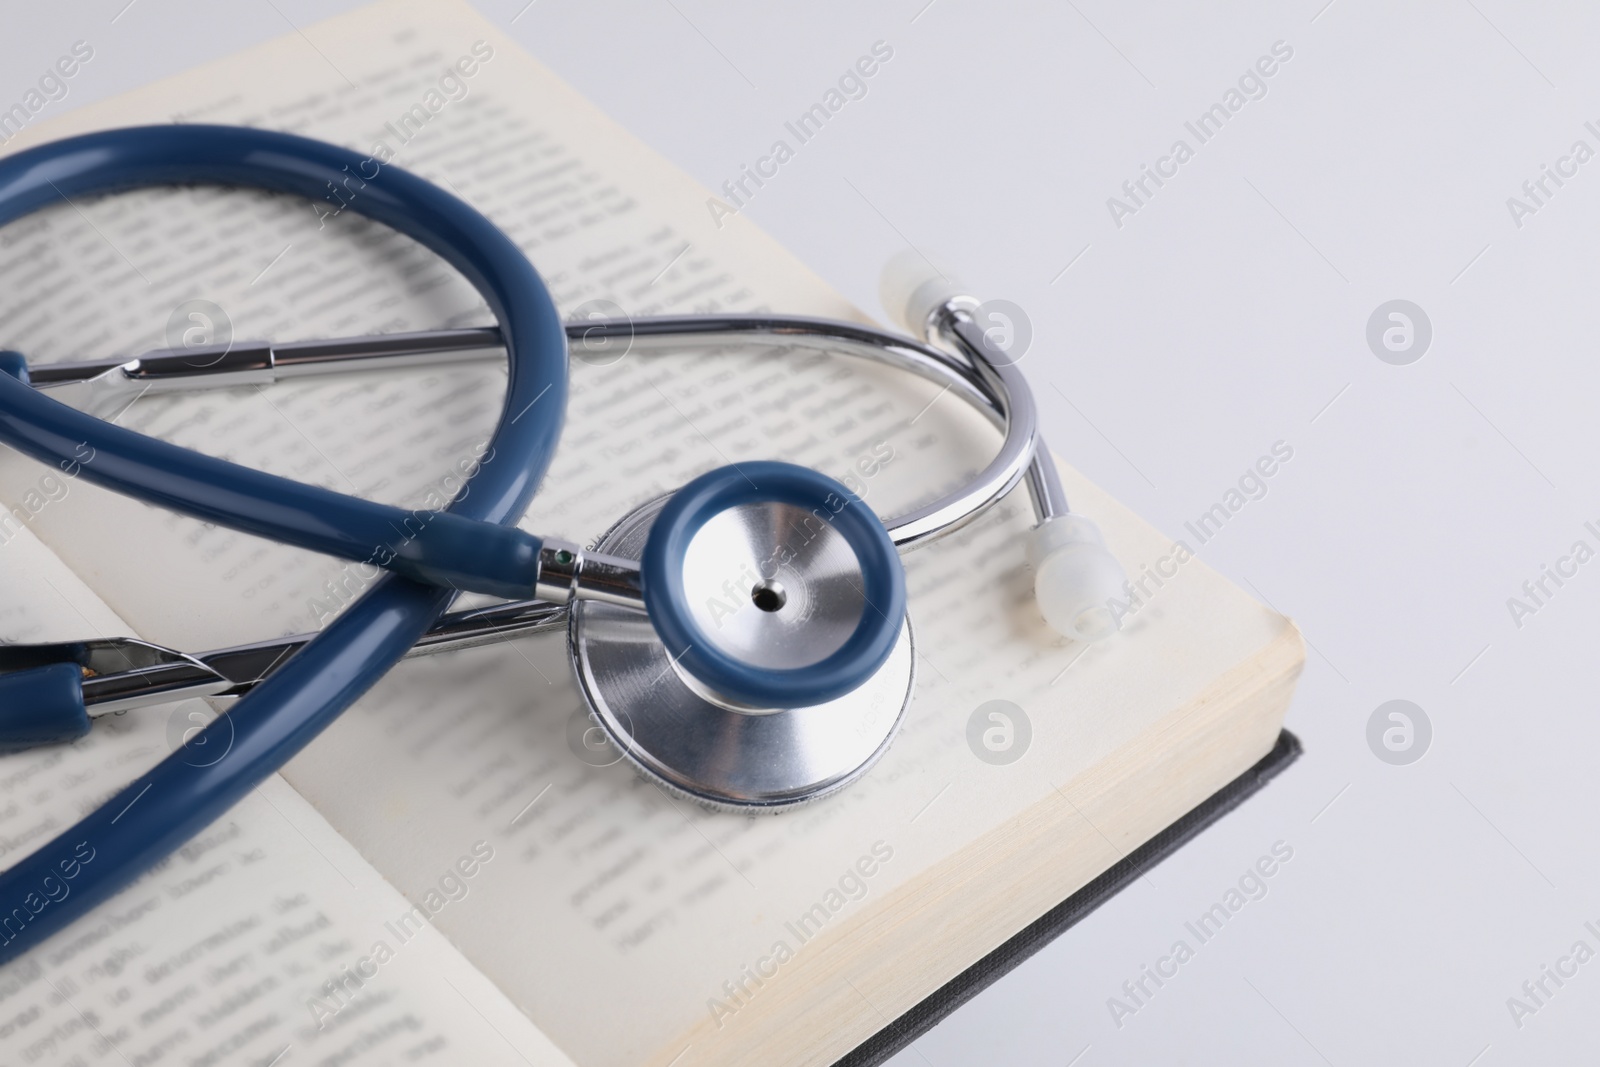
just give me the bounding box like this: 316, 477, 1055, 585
569, 489, 914, 812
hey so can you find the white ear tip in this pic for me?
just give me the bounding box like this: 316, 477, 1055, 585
1026, 516, 1127, 642
879, 250, 965, 339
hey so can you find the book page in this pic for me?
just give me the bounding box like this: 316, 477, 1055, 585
0, 2, 1289, 1064
0, 525, 575, 1065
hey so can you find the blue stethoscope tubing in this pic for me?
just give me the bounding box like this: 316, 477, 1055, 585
0, 125, 568, 964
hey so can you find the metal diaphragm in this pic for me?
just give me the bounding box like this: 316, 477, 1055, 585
568, 494, 914, 811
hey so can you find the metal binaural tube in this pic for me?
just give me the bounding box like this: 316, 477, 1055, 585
69, 595, 573, 718
26, 314, 1054, 548
933, 305, 1068, 526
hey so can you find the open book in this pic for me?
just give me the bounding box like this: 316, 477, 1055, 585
0, 3, 1304, 1064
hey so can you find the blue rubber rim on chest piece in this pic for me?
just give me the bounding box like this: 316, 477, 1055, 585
640, 460, 905, 708
0, 124, 566, 964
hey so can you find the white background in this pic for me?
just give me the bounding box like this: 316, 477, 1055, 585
6, 2, 1599, 1064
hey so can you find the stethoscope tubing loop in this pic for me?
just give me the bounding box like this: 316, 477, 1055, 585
0, 125, 567, 964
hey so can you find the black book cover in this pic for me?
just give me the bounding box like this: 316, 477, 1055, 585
838, 730, 1303, 1066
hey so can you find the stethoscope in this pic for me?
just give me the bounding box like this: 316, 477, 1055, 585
0, 125, 1127, 962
